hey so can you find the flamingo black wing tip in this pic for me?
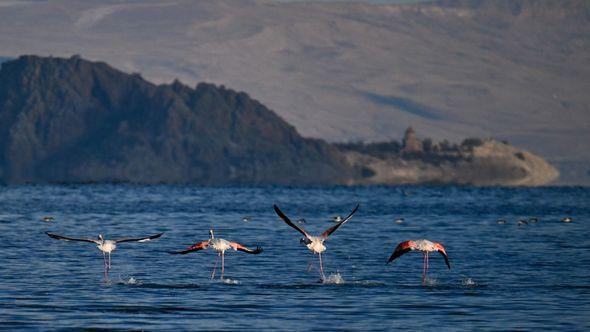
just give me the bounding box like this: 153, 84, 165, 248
168, 250, 188, 255
273, 204, 283, 216
243, 246, 263, 254
45, 232, 61, 240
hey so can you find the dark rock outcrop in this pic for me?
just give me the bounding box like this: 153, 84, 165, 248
0, 55, 352, 185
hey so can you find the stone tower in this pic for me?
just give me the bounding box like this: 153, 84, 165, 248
402, 127, 423, 153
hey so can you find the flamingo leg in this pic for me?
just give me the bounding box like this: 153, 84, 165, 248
221, 251, 225, 280
318, 253, 325, 280
426, 252, 429, 275
422, 252, 426, 284
108, 252, 112, 271
211, 253, 219, 279
103, 252, 108, 279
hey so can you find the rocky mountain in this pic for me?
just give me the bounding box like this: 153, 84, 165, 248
0, 55, 352, 185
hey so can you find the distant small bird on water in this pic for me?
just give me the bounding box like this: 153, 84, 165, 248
42, 216, 54, 222
274, 204, 359, 281
561, 217, 573, 223
46, 232, 163, 278
242, 216, 252, 222
496, 219, 507, 224
395, 218, 404, 224
332, 215, 343, 222
387, 239, 450, 284
517, 219, 528, 226
297, 218, 307, 224
169, 229, 262, 279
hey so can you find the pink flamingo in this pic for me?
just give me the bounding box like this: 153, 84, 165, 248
169, 229, 262, 279
387, 239, 450, 283
273, 204, 359, 280
46, 232, 163, 278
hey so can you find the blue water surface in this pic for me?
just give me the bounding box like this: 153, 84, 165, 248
0, 185, 589, 330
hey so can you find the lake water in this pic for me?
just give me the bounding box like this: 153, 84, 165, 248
1, 185, 589, 330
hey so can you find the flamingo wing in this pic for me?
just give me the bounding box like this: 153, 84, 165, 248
273, 204, 312, 239
115, 232, 164, 243
169, 240, 210, 255
387, 240, 415, 263
229, 241, 263, 254
321, 203, 359, 238
45, 232, 98, 244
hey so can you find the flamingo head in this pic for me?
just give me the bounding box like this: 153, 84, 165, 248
97, 234, 104, 242
209, 229, 214, 239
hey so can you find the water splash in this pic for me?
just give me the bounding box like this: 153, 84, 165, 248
423, 277, 438, 286
221, 278, 240, 285
322, 273, 344, 284
113, 277, 141, 286
124, 277, 140, 285
461, 277, 477, 287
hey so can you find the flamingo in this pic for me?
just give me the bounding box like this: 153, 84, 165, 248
273, 204, 359, 280
169, 229, 262, 279
45, 232, 163, 278
387, 239, 450, 283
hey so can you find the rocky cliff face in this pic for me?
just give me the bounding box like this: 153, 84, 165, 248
0, 55, 352, 185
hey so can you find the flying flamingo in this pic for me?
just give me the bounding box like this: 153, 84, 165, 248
273, 204, 359, 280
387, 239, 450, 283
169, 229, 262, 279
45, 232, 163, 278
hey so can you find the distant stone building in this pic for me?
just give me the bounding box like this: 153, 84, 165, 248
401, 127, 423, 153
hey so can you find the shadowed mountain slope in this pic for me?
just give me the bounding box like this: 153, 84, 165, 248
0, 55, 352, 185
